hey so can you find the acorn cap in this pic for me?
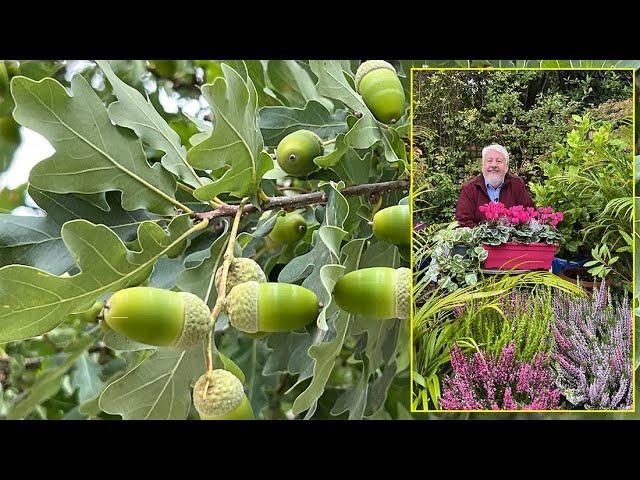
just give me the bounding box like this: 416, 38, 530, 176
394, 267, 410, 320
193, 369, 245, 418
225, 281, 260, 333
355, 60, 397, 91
214, 257, 266, 293
172, 292, 212, 349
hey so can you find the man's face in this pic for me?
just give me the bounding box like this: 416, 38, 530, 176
482, 149, 508, 187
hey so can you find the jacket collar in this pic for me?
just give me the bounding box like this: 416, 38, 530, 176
475, 172, 512, 197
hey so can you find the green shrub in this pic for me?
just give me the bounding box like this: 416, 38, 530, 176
411, 70, 627, 182
530, 113, 633, 289
460, 287, 556, 362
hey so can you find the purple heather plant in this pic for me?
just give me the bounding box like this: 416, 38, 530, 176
551, 282, 632, 410
440, 341, 562, 410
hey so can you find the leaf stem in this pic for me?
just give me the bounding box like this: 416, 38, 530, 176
176, 182, 194, 195
258, 189, 270, 202
205, 198, 248, 373
322, 138, 337, 146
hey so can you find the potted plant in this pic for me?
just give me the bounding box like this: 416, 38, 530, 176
474, 203, 563, 270
418, 222, 488, 291
557, 266, 611, 291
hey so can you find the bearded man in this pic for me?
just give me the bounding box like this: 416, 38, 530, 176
454, 144, 534, 228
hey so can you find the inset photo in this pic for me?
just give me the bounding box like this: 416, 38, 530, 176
0, 60, 411, 420
411, 68, 634, 412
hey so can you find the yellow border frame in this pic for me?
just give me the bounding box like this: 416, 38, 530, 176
409, 66, 636, 414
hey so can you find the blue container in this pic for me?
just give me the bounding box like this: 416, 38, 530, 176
552, 256, 588, 275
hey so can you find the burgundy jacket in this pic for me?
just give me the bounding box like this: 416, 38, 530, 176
455, 173, 534, 227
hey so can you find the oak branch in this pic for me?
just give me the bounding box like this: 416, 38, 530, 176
194, 180, 410, 221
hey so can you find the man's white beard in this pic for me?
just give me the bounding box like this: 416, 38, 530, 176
485, 171, 505, 188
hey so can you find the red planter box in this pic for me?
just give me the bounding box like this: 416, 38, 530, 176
482, 242, 559, 270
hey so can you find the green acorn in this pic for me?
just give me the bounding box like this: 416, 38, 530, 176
373, 204, 410, 247
276, 130, 324, 176
355, 60, 405, 124
225, 282, 319, 334
268, 212, 307, 245
332, 267, 410, 320
214, 257, 266, 293
193, 369, 254, 420
103, 287, 211, 349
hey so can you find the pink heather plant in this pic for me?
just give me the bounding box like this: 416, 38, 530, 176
440, 341, 562, 410
551, 282, 632, 410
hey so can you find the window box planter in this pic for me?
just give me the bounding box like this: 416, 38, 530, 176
481, 242, 559, 270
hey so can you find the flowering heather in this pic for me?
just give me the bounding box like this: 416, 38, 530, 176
440, 341, 561, 410
462, 289, 555, 362
552, 282, 632, 410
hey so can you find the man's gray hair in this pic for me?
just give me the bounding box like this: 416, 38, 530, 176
482, 144, 509, 165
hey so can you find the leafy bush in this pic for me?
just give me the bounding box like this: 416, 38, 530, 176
552, 283, 633, 410
460, 288, 556, 362
412, 70, 632, 186
531, 114, 633, 287
417, 222, 487, 291
412, 70, 633, 231
412, 166, 458, 225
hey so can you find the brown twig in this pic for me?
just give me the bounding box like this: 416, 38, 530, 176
24, 358, 42, 369
194, 179, 409, 221
276, 186, 310, 194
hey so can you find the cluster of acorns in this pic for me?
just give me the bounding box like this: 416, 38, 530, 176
81, 60, 409, 420
275, 60, 405, 177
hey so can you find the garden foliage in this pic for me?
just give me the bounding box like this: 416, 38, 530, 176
412, 70, 633, 227
531, 114, 633, 283
552, 283, 633, 409
460, 289, 556, 362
